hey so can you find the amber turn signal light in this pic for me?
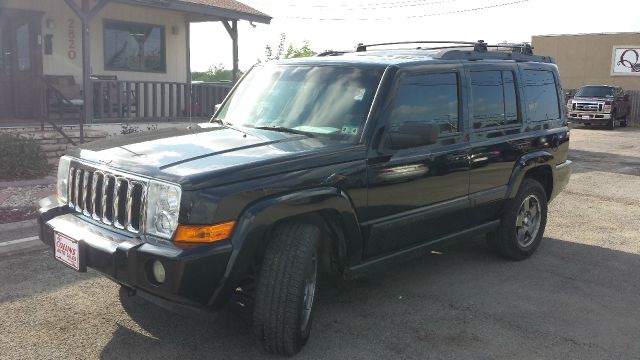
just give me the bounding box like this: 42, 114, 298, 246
174, 221, 236, 243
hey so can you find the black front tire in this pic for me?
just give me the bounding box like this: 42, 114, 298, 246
252, 222, 320, 356
487, 178, 548, 260
607, 120, 615, 130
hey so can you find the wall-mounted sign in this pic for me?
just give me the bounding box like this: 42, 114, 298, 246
611, 46, 640, 75
67, 18, 77, 60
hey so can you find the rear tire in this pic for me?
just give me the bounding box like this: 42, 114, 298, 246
487, 178, 548, 260
620, 116, 628, 127
252, 222, 320, 356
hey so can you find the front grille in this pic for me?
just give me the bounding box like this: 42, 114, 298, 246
68, 166, 146, 233
575, 103, 600, 112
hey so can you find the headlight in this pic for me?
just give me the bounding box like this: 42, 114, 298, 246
603, 104, 612, 113
145, 180, 182, 239
56, 156, 72, 203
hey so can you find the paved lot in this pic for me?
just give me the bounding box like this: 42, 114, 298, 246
1, 127, 639, 359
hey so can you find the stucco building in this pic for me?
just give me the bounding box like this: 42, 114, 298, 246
532, 32, 640, 91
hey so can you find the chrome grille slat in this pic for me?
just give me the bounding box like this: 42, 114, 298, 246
82, 171, 91, 216
74, 169, 82, 212
113, 177, 125, 229
66, 164, 146, 234
102, 175, 114, 225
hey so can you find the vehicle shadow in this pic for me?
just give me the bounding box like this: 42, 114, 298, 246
0, 247, 99, 304
102, 236, 640, 359
570, 149, 640, 176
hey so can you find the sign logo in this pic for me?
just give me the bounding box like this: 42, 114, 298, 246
612, 47, 640, 75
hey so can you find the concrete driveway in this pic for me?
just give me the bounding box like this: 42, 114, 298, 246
1, 127, 639, 359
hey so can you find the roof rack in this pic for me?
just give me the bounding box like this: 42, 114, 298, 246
354, 40, 555, 63
316, 50, 352, 57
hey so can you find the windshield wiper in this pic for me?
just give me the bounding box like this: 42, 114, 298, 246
251, 126, 315, 138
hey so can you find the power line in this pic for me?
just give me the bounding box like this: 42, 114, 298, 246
276, 0, 532, 21
246, 0, 459, 9
248, 0, 460, 11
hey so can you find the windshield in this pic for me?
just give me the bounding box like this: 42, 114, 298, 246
216, 64, 384, 140
575, 86, 616, 98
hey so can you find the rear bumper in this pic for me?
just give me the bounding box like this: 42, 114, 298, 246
38, 196, 232, 312
551, 160, 572, 201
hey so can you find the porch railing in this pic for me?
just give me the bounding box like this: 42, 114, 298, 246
91, 80, 233, 121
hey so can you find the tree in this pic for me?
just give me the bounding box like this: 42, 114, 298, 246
262, 33, 317, 62
191, 63, 234, 82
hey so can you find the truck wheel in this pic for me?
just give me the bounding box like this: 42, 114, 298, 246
487, 178, 548, 260
607, 120, 615, 130
252, 222, 320, 356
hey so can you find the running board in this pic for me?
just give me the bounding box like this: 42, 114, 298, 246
345, 220, 500, 279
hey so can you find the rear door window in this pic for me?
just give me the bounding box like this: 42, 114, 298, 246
522, 70, 560, 122
469, 70, 519, 130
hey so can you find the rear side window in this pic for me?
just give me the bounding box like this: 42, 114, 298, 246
470, 70, 519, 130
387, 72, 459, 135
522, 70, 560, 122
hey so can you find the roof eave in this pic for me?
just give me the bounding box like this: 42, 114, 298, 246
117, 0, 272, 24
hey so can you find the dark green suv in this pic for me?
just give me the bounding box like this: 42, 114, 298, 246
39, 41, 572, 356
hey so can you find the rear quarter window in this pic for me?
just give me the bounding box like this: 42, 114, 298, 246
522, 70, 560, 122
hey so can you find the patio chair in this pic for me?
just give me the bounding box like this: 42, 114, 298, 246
44, 75, 84, 119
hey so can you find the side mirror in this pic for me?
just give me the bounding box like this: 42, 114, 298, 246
385, 122, 440, 150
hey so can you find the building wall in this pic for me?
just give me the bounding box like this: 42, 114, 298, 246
532, 32, 640, 91
3, 0, 189, 83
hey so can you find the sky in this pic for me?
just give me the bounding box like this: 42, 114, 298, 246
189, 0, 640, 72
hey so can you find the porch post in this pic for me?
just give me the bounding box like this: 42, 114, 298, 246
222, 20, 239, 83
80, 0, 91, 143
63, 0, 110, 143
231, 20, 239, 83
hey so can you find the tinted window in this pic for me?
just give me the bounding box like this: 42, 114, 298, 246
104, 21, 165, 72
523, 70, 560, 122
387, 72, 459, 134
470, 70, 519, 129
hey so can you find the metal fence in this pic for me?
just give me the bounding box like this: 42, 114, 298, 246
627, 90, 640, 126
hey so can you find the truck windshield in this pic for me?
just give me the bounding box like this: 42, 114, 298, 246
216, 64, 384, 140
575, 86, 616, 98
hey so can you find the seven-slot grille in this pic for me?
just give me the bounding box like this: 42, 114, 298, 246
67, 166, 146, 233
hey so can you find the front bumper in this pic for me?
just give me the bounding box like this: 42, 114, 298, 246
551, 160, 572, 201
38, 196, 232, 312
568, 111, 612, 123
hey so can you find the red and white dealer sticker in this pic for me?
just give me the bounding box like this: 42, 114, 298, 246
54, 232, 80, 271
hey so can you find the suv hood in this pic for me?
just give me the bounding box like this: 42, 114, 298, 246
69, 124, 357, 189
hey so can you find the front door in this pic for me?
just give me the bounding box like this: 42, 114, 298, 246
363, 67, 471, 258
0, 9, 43, 119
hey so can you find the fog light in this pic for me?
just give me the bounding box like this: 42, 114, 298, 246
152, 260, 166, 284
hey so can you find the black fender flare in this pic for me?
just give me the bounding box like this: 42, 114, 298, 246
505, 150, 554, 199
207, 187, 362, 308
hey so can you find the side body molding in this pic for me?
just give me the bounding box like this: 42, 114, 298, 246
208, 187, 363, 309
505, 150, 554, 198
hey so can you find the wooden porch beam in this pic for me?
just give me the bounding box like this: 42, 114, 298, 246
221, 21, 239, 82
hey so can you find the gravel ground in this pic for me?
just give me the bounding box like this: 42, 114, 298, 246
0, 127, 639, 359
0, 184, 55, 224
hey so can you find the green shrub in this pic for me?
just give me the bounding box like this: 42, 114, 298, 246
0, 134, 51, 180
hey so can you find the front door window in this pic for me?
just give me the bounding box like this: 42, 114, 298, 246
16, 22, 31, 72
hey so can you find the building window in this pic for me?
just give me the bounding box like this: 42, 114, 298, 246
387, 72, 460, 135
104, 20, 165, 72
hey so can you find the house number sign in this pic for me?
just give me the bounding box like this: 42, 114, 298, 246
68, 18, 77, 60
